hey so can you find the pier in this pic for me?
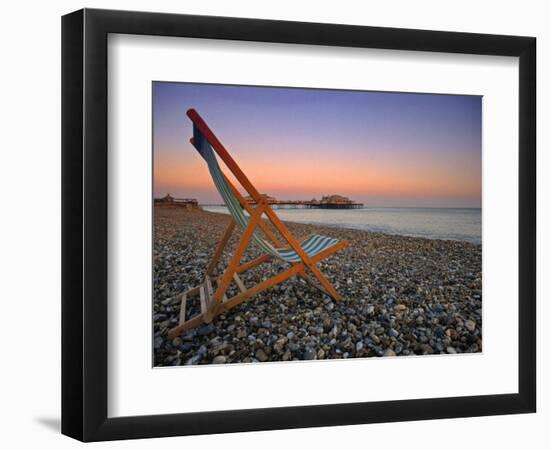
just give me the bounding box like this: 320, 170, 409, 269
271, 201, 363, 209
155, 194, 199, 209
203, 194, 364, 209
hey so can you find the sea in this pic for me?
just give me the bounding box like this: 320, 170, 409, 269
202, 206, 482, 245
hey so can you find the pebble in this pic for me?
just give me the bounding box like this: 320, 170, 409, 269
274, 338, 287, 353
446, 328, 458, 339
464, 320, 476, 332
255, 349, 269, 362
185, 354, 202, 365
181, 342, 193, 352
303, 348, 316, 360
197, 324, 215, 336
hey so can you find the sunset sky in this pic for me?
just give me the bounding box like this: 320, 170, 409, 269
153, 82, 481, 208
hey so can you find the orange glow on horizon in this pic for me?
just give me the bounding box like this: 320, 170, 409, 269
154, 143, 481, 204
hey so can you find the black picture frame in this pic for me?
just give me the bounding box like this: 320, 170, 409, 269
62, 8, 536, 442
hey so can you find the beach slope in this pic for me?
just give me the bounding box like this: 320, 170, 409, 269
153, 207, 482, 365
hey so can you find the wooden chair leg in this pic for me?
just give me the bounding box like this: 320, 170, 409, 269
206, 203, 266, 321
168, 311, 207, 338
206, 219, 236, 276
221, 263, 303, 311
167, 238, 349, 338
308, 265, 342, 302
236, 254, 272, 273
232, 235, 308, 274
298, 270, 331, 297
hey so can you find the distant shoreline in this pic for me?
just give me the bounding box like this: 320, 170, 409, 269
201, 205, 482, 246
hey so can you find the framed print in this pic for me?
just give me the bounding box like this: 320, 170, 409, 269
61, 8, 536, 442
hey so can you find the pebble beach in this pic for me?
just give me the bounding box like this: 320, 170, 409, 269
153, 207, 482, 366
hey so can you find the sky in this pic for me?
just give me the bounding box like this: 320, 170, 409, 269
153, 82, 482, 208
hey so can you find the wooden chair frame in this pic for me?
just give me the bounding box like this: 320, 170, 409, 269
167, 109, 348, 338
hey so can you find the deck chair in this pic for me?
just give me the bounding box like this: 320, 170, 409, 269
167, 109, 349, 338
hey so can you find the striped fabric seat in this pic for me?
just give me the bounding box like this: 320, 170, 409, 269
261, 234, 341, 263
193, 125, 340, 263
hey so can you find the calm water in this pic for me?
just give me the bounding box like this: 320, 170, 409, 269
203, 206, 482, 245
